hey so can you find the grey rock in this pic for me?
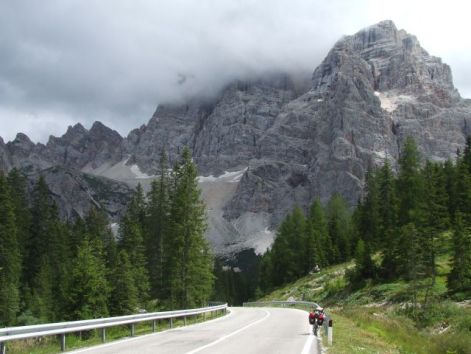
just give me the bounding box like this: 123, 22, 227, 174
1, 21, 470, 256
30, 166, 132, 221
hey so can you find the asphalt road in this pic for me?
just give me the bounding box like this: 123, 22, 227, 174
69, 307, 319, 354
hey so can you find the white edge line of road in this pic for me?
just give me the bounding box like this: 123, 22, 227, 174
68, 309, 235, 354
183, 309, 271, 354
301, 330, 315, 354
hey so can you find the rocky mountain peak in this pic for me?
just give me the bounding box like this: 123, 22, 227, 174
12, 132, 34, 147
312, 20, 459, 107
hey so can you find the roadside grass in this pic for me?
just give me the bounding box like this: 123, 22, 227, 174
5, 311, 225, 354
259, 250, 471, 354
326, 305, 471, 354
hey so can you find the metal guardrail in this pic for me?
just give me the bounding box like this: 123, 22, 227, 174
242, 300, 333, 345
0, 303, 227, 353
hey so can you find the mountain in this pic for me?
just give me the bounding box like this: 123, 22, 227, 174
1, 20, 470, 257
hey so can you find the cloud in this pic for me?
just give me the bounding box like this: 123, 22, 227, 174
0, 0, 470, 142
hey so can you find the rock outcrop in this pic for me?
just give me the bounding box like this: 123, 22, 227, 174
1, 20, 470, 256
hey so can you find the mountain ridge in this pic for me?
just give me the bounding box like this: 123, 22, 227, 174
1, 20, 470, 256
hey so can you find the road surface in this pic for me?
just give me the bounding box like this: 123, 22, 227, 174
69, 307, 319, 354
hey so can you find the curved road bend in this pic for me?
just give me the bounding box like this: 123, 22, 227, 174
69, 307, 319, 354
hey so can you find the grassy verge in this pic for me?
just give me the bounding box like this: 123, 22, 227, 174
259, 258, 471, 354
5, 311, 226, 354
324, 305, 471, 354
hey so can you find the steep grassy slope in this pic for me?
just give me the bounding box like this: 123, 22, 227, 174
259, 259, 471, 354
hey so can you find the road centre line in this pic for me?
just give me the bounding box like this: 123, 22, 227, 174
69, 309, 234, 353
184, 309, 271, 354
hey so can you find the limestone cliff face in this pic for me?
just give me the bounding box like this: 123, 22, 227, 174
1, 21, 470, 256
0, 123, 130, 221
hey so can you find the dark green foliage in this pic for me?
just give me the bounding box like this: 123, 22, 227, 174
145, 151, 171, 300
347, 238, 377, 288
258, 136, 471, 301
309, 199, 330, 266
109, 250, 139, 315
6, 169, 31, 257
119, 187, 150, 306
0, 173, 21, 325
26, 176, 69, 321
357, 168, 380, 248
447, 215, 471, 295
0, 147, 215, 325
397, 137, 424, 226
260, 195, 352, 291
327, 193, 352, 262
167, 148, 214, 308
67, 240, 109, 320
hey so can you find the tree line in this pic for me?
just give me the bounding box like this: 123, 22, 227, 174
0, 147, 214, 326
259, 137, 471, 301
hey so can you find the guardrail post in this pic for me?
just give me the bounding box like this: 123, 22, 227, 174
130, 323, 135, 337
184, 316, 187, 325
60, 333, 66, 352
169, 318, 173, 328
328, 319, 333, 346
152, 320, 156, 332
101, 328, 106, 343
1, 342, 6, 354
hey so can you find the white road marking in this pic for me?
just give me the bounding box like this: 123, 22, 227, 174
68, 310, 234, 353
301, 331, 314, 354
183, 309, 271, 354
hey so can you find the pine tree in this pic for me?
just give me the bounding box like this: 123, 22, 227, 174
421, 162, 449, 288
119, 211, 150, 307
455, 158, 471, 225
304, 219, 321, 274
67, 240, 109, 320
146, 151, 171, 300
376, 160, 400, 280
348, 238, 376, 287
0, 173, 21, 325
7, 168, 31, 259
167, 147, 214, 308
447, 214, 471, 295
84, 208, 116, 264
443, 159, 458, 218
288, 207, 307, 277
397, 137, 424, 227
357, 168, 380, 248
109, 250, 139, 315
258, 249, 274, 293
309, 199, 330, 266
326, 194, 352, 262
270, 214, 296, 286
26, 176, 68, 321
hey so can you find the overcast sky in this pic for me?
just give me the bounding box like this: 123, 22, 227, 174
1, 0, 470, 143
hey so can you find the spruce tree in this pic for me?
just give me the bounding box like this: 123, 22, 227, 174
357, 168, 380, 249
0, 173, 21, 325
26, 177, 68, 321
119, 211, 150, 307
377, 160, 400, 279
326, 194, 352, 262
67, 240, 109, 320
7, 168, 31, 259
397, 137, 424, 227
270, 214, 294, 286
167, 147, 214, 308
309, 199, 330, 266
146, 151, 171, 300
349, 238, 376, 287
288, 207, 307, 277
109, 250, 139, 315
447, 214, 471, 295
